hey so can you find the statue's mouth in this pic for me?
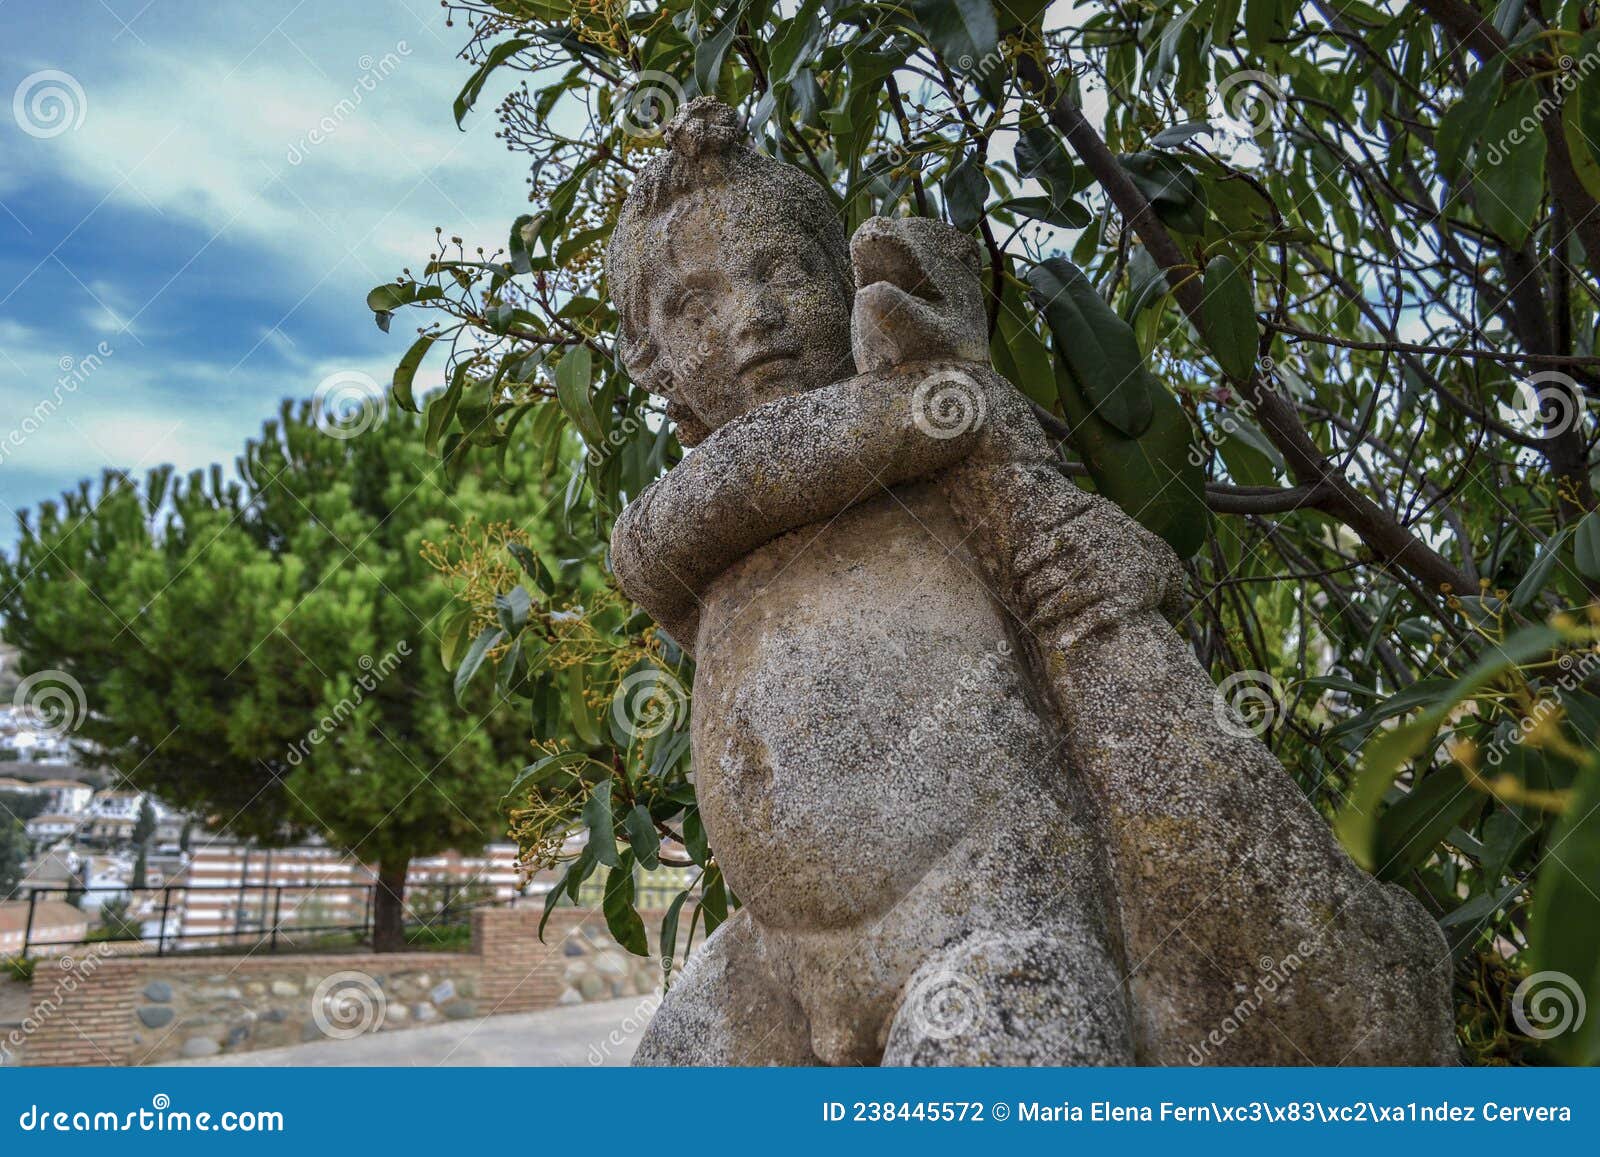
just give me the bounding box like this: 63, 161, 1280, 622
734, 348, 798, 379
850, 225, 943, 306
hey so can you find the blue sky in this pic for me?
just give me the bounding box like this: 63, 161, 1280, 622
0, 0, 528, 547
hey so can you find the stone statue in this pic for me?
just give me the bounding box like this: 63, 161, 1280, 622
605, 98, 1456, 1066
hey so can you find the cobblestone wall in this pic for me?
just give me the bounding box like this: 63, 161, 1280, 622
15, 904, 672, 1066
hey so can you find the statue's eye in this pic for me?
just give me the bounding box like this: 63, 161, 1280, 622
767, 257, 804, 284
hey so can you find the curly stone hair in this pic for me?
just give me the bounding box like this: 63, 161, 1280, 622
606, 97, 853, 443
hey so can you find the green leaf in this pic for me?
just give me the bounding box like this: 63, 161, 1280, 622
1576, 511, 1600, 580
567, 665, 604, 746
453, 625, 505, 705
1529, 760, 1600, 1064
508, 212, 541, 274
1436, 60, 1504, 182
1051, 359, 1210, 558
1510, 526, 1575, 611
603, 852, 650, 957
1477, 82, 1547, 247
659, 888, 691, 985
582, 779, 619, 868
1335, 624, 1564, 867
438, 604, 474, 671
494, 585, 533, 635
1026, 258, 1155, 437
1118, 152, 1207, 234
682, 806, 709, 865
554, 344, 604, 447
624, 803, 661, 869
1374, 766, 1484, 881
454, 37, 530, 127
1001, 194, 1091, 230
502, 750, 593, 804
1200, 255, 1258, 380
390, 333, 436, 413
694, 19, 738, 96
911, 0, 999, 76
508, 542, 556, 596
942, 151, 988, 232
366, 282, 442, 313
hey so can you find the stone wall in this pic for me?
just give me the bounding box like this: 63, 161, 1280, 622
17, 904, 671, 1066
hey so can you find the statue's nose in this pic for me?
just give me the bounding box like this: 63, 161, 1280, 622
737, 289, 786, 338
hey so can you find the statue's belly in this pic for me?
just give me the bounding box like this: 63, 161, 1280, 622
691, 483, 1057, 930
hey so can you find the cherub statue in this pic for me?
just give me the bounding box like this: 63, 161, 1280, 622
605, 98, 1456, 1066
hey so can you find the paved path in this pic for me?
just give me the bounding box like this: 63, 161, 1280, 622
161, 996, 656, 1067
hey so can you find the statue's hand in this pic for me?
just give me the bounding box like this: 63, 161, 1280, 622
850, 217, 989, 375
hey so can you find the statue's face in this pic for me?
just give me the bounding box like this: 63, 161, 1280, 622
643, 200, 853, 430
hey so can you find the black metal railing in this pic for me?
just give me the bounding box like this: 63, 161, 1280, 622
9, 881, 512, 959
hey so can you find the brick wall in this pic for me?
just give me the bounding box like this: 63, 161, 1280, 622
12, 904, 672, 1067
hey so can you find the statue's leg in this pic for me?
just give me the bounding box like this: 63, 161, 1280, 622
880, 925, 1134, 1066
633, 908, 817, 1065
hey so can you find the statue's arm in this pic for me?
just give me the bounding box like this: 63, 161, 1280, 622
610, 362, 998, 648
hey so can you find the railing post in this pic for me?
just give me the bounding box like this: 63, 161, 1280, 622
269, 886, 282, 953
21, 890, 38, 958
156, 886, 172, 957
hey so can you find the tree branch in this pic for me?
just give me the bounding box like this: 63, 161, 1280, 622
1017, 52, 1477, 598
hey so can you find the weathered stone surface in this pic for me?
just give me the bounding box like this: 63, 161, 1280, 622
137, 1006, 173, 1028
607, 98, 1455, 1067
269, 980, 299, 998
142, 981, 173, 1003
180, 1037, 219, 1059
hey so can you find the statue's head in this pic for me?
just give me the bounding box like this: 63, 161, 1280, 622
608, 98, 854, 442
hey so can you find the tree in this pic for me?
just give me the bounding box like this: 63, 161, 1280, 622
131, 797, 156, 848
0, 402, 575, 950
93, 894, 141, 942
359, 2, 1600, 1059
0, 816, 27, 901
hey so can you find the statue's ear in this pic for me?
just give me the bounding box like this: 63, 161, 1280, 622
666, 399, 712, 446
